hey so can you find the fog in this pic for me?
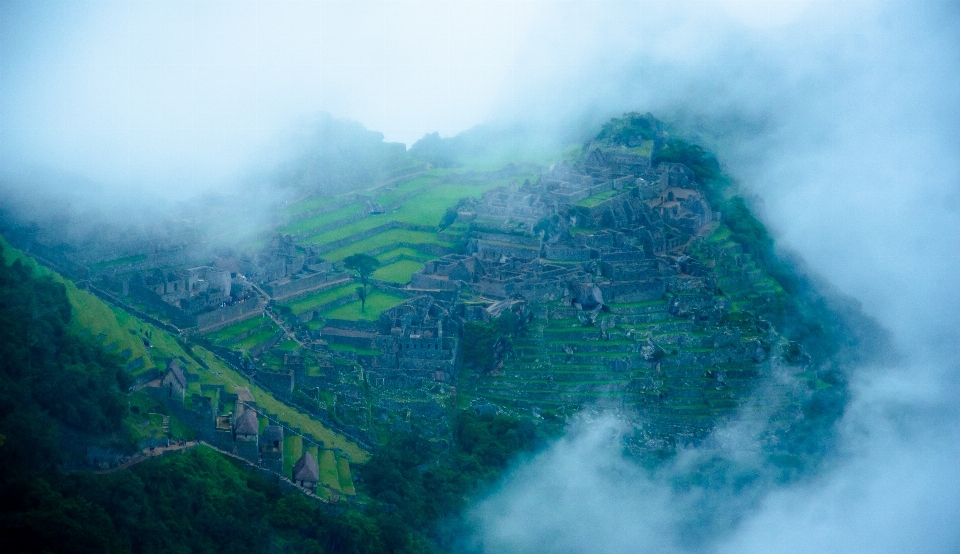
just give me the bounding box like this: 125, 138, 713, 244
467, 1, 960, 553
2, 0, 959, 552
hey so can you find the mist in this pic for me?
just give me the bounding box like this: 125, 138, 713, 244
466, 1, 960, 553
2, 0, 959, 552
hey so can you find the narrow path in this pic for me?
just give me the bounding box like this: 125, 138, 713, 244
91, 440, 199, 474
249, 281, 305, 348
86, 440, 337, 505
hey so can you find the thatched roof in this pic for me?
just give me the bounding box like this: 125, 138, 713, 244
262, 424, 283, 443
292, 452, 319, 483
234, 408, 259, 436
235, 387, 255, 404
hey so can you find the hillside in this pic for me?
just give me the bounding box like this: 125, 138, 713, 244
0, 113, 879, 551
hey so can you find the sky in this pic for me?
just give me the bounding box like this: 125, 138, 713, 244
2, 0, 960, 552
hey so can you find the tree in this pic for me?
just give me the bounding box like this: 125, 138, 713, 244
343, 253, 380, 290
356, 286, 368, 313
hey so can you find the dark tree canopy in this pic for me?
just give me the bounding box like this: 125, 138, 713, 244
596, 112, 660, 147
0, 244, 130, 483
343, 253, 381, 287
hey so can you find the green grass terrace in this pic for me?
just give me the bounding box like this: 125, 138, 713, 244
320, 229, 453, 261
371, 259, 424, 284
280, 282, 358, 317
320, 289, 407, 321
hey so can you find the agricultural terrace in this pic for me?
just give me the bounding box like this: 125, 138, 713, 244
204, 315, 265, 341
320, 289, 406, 321
283, 434, 302, 477
0, 237, 202, 379
301, 177, 510, 252
215, 319, 282, 353
321, 229, 452, 262
188, 346, 368, 462
278, 202, 365, 236
337, 458, 356, 495
575, 184, 636, 208
89, 253, 147, 271
375, 246, 433, 264
281, 436, 353, 500
280, 283, 357, 317
283, 194, 346, 219
319, 450, 341, 492
371, 259, 424, 284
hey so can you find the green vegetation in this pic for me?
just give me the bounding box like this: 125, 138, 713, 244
89, 254, 147, 271
205, 315, 265, 342
328, 343, 381, 356
575, 187, 625, 208
279, 201, 364, 236
0, 446, 429, 554
371, 259, 423, 284
596, 111, 659, 145
303, 179, 498, 250
321, 289, 406, 321
338, 457, 356, 495
0, 243, 132, 482
654, 134, 860, 363
361, 410, 555, 548
343, 253, 381, 288
320, 449, 341, 492
228, 324, 280, 352
375, 246, 432, 263
321, 229, 452, 261
283, 434, 303, 478
187, 347, 368, 462
283, 283, 357, 316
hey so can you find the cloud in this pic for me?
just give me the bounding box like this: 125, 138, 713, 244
467, 1, 960, 552
2, 1, 958, 551
0, 0, 538, 196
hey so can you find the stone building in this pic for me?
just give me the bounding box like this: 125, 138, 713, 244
161, 360, 186, 400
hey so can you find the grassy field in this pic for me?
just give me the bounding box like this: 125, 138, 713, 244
319, 449, 342, 492
90, 253, 147, 271
382, 182, 491, 227
337, 457, 356, 495
321, 289, 407, 321
276, 339, 300, 352
304, 179, 499, 248
322, 229, 453, 262
187, 347, 369, 462
375, 247, 430, 263
576, 187, 624, 208
371, 259, 423, 284
205, 315, 266, 342
283, 434, 303, 478
328, 343, 382, 356
0, 236, 371, 465
283, 194, 344, 219
228, 324, 280, 352
0, 236, 208, 377
282, 283, 357, 316
279, 202, 364, 236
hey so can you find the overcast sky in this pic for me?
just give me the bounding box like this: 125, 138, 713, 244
0, 0, 838, 194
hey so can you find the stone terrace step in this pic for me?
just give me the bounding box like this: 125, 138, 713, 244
471, 388, 631, 404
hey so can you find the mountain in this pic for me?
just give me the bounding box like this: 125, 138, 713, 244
0, 113, 886, 552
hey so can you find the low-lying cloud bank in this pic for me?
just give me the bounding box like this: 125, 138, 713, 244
470, 353, 960, 553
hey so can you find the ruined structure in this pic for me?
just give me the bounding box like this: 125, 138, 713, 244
381, 141, 796, 442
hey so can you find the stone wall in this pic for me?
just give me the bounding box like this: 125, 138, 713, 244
264, 270, 351, 301
196, 299, 264, 332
